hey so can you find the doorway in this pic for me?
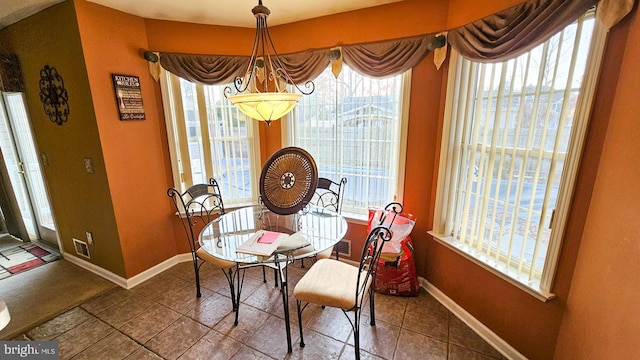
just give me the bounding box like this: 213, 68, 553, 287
0, 92, 57, 250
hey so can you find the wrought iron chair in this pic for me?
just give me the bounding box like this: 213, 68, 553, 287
293, 202, 403, 360
260, 146, 318, 285
297, 176, 347, 268
312, 177, 347, 261
167, 178, 244, 325
259, 146, 318, 215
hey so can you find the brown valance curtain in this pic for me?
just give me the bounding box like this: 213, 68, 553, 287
158, 33, 441, 85
447, 0, 637, 63
160, 54, 249, 85
342, 35, 435, 78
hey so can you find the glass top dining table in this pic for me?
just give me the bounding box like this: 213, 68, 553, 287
198, 204, 348, 352
199, 204, 348, 264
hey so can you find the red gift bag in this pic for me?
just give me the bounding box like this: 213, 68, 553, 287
368, 208, 419, 296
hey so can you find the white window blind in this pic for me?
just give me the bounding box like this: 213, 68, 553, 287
432, 12, 604, 297
160, 71, 260, 206
284, 65, 410, 217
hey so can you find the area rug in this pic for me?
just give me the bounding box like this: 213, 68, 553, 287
0, 244, 60, 280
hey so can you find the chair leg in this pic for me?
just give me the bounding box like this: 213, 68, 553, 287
300, 258, 306, 268
222, 266, 244, 326
369, 285, 376, 326
296, 300, 305, 348
262, 266, 266, 283
233, 266, 243, 326
192, 257, 201, 298
335, 246, 339, 260
354, 307, 361, 360
226, 268, 237, 312
273, 268, 279, 288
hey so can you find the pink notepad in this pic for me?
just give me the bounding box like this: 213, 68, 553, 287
257, 231, 280, 244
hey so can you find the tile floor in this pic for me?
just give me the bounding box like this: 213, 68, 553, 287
15, 261, 506, 359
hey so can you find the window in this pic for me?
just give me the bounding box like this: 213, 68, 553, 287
432, 12, 605, 298
283, 65, 410, 218
160, 71, 260, 206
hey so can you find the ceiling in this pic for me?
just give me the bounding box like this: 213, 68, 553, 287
0, 0, 404, 29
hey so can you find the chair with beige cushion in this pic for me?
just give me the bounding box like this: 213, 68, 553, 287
293, 202, 403, 360
168, 178, 244, 325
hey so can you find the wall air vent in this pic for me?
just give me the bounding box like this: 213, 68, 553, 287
336, 239, 351, 257
73, 238, 90, 259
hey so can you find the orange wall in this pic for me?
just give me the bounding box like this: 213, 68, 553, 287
554, 9, 640, 359
74, 0, 177, 277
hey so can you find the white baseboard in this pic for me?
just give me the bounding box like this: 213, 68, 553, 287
63, 253, 192, 290
419, 277, 526, 360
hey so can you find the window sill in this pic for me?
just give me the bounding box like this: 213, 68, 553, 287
427, 231, 556, 302
341, 211, 369, 225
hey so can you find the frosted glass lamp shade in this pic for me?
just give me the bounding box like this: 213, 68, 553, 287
228, 92, 301, 124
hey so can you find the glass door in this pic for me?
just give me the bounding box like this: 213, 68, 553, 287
0, 92, 57, 246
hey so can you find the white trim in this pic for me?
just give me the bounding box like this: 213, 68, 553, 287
419, 277, 527, 360
64, 253, 128, 288
539, 16, 608, 290
63, 253, 192, 289
394, 69, 412, 203
159, 70, 183, 188
428, 231, 555, 302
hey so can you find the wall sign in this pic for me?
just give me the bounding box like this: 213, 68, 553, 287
112, 74, 145, 120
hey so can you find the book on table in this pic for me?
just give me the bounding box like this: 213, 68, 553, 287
235, 230, 290, 257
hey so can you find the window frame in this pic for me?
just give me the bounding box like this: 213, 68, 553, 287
159, 70, 262, 207
430, 12, 608, 300
281, 66, 412, 221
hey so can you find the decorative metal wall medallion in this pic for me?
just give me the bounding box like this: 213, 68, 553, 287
39, 65, 69, 125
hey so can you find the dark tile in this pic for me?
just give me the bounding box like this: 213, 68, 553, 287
364, 294, 408, 327
305, 306, 353, 343
288, 328, 345, 360
394, 328, 447, 360
133, 272, 191, 300
449, 344, 504, 360
27, 307, 94, 340
347, 314, 401, 360
154, 281, 216, 315
449, 316, 503, 359
339, 345, 385, 360
145, 316, 209, 360
186, 292, 234, 327
81, 287, 135, 315
246, 315, 299, 359
163, 261, 198, 281
229, 346, 273, 360
54, 318, 114, 359
242, 282, 285, 314
125, 347, 163, 360
402, 300, 449, 341
213, 304, 270, 343
243, 265, 270, 282
199, 267, 238, 293
70, 331, 139, 360
407, 288, 448, 312
178, 330, 243, 360
95, 294, 156, 328
120, 303, 181, 343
